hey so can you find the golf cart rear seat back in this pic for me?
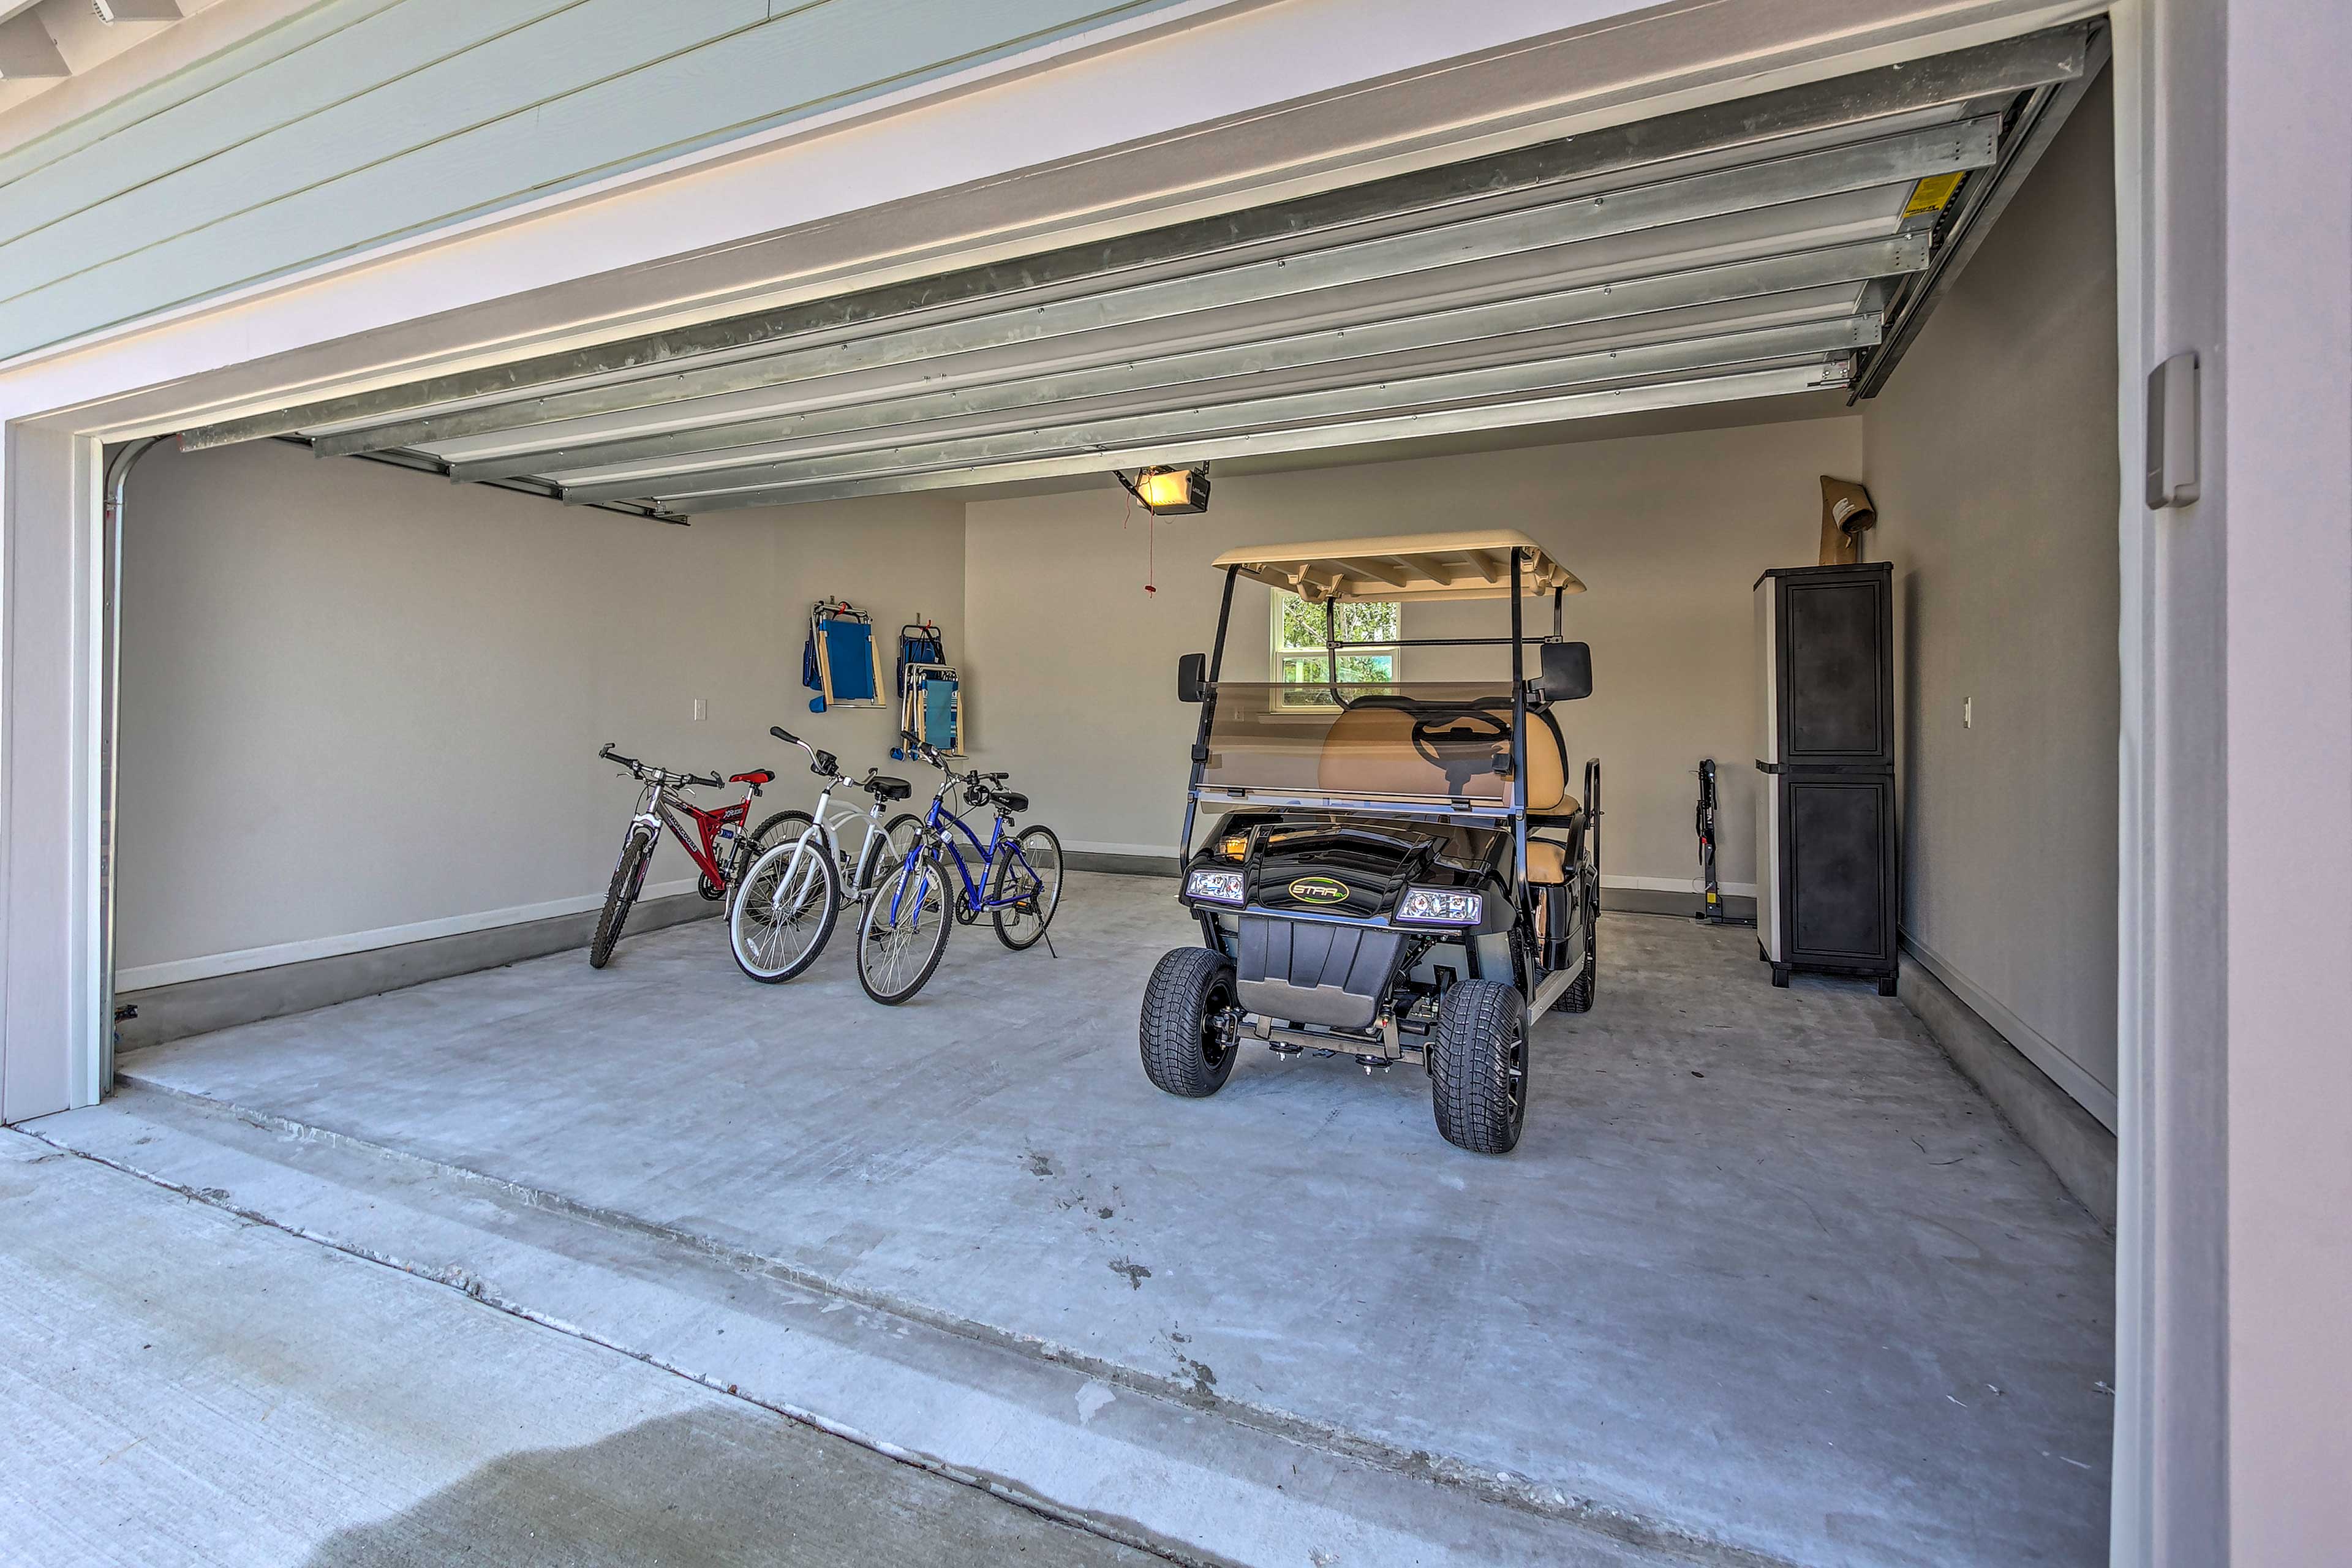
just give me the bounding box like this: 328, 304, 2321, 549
1139, 529, 1604, 1155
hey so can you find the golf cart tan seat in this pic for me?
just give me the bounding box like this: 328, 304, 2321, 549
1316, 704, 1574, 813
1524, 840, 1572, 883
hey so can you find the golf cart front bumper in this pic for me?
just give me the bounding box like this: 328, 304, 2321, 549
1234, 914, 1407, 1030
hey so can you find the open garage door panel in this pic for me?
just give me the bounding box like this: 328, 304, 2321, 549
176, 22, 2103, 513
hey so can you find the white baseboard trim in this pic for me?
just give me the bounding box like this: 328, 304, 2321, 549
1604, 873, 1759, 897
1898, 930, 2119, 1132
1066, 840, 1183, 858
116, 878, 703, 992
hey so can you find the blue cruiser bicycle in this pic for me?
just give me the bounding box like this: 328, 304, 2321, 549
854, 739, 1063, 1004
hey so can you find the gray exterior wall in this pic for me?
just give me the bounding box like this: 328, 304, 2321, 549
0, 0, 1187, 362
1863, 73, 2120, 1125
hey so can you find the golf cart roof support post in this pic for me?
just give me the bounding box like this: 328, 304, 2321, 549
1180, 564, 1242, 864
1323, 597, 1343, 710
1553, 586, 1564, 639
1510, 549, 1528, 902
1207, 564, 1240, 680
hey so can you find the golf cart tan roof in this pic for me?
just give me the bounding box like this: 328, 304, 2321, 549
1210, 529, 1584, 603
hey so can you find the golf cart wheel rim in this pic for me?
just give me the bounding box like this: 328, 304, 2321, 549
1507, 1012, 1528, 1132
1201, 979, 1234, 1068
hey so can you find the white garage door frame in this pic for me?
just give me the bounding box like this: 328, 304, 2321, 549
2, 0, 2343, 1559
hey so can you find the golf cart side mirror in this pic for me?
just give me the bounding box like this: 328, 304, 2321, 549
1536, 641, 1593, 702
1177, 652, 1209, 704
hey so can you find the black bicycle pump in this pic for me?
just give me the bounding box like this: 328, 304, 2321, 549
1694, 758, 1722, 922
1691, 758, 1757, 927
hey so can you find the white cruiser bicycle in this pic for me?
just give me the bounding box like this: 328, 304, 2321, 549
727, 726, 921, 982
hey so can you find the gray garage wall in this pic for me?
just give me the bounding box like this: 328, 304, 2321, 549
960, 416, 1864, 893
1861, 72, 2120, 1124
114, 439, 962, 986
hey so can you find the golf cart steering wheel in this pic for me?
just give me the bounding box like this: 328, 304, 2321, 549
1409, 707, 1510, 769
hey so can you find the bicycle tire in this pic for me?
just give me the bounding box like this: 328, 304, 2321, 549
730, 831, 840, 984
846, 812, 924, 902
990, 824, 1064, 951
855, 844, 952, 1005
704, 809, 798, 905
881, 813, 925, 879
590, 826, 656, 969
748, 809, 818, 895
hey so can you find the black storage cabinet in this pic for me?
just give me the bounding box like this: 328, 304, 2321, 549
1753, 562, 1899, 993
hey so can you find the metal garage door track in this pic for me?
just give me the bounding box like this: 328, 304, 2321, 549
46, 873, 2114, 1567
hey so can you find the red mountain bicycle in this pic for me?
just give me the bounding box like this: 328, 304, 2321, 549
590, 744, 793, 968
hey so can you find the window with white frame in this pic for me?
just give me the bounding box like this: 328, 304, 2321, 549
1271, 590, 1400, 709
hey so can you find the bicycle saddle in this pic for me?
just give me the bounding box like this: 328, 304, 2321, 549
993, 790, 1030, 814
728, 769, 775, 786
863, 774, 912, 801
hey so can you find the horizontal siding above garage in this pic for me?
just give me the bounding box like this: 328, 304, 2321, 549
0, 0, 1193, 363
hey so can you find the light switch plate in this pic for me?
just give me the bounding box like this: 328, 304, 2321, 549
2145, 350, 2200, 508
692, 698, 706, 722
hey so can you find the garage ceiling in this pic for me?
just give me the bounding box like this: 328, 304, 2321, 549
176, 21, 2101, 521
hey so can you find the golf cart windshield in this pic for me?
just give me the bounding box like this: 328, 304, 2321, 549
1199, 681, 1566, 813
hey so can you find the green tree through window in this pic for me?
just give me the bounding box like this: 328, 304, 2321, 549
1272, 591, 1400, 706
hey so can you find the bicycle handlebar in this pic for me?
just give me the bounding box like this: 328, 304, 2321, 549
896, 735, 1020, 811
769, 723, 841, 778
598, 744, 723, 790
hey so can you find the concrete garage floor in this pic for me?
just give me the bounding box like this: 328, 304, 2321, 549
0, 1132, 1156, 1567
81, 873, 2112, 1567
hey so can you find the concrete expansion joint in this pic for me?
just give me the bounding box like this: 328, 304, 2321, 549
77, 1076, 1800, 1568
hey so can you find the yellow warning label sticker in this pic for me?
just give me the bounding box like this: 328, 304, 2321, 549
1902, 172, 1965, 219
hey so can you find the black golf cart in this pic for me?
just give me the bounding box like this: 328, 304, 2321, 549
1140, 530, 1600, 1154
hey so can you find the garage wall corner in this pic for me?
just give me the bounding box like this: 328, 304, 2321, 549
1861, 70, 2121, 1126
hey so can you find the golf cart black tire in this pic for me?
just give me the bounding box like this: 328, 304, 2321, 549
590, 827, 655, 970
1140, 948, 1238, 1098
1431, 979, 1527, 1155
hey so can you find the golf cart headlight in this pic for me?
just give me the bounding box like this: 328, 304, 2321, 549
1186, 869, 1245, 905
1397, 887, 1482, 925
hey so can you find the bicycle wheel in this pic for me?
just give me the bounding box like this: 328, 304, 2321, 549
710, 809, 801, 904
880, 813, 925, 886
590, 825, 656, 969
737, 810, 816, 907
990, 824, 1064, 951
855, 843, 952, 1005
730, 833, 840, 983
